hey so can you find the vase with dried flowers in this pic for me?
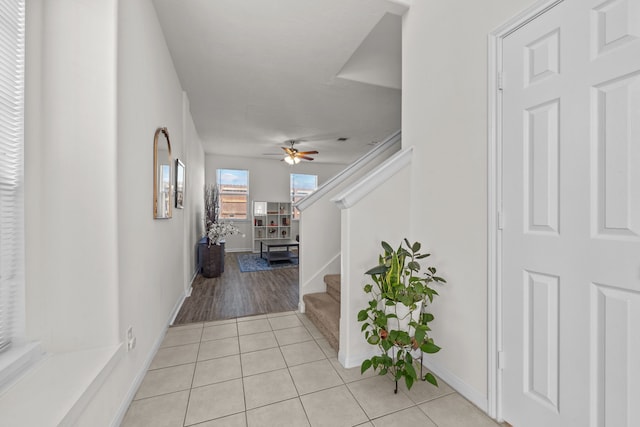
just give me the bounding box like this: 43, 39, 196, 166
200, 185, 240, 277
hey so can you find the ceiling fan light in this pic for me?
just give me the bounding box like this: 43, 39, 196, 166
284, 155, 299, 165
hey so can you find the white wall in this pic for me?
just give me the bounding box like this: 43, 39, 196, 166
402, 0, 536, 408
19, 0, 205, 424
80, 0, 206, 423
204, 154, 344, 251
338, 165, 411, 367
183, 95, 206, 287
25, 0, 119, 355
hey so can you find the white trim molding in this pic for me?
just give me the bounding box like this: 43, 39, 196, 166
423, 355, 489, 413
487, 0, 564, 421
386, 0, 412, 10
112, 286, 190, 426
331, 147, 413, 210
295, 130, 401, 212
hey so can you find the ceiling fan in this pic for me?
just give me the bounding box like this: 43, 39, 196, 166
281, 140, 319, 164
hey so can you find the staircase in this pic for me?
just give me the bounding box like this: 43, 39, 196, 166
303, 274, 340, 351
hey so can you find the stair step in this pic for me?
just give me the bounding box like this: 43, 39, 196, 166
303, 292, 340, 351
324, 274, 341, 303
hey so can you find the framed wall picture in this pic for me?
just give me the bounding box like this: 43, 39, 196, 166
175, 159, 185, 209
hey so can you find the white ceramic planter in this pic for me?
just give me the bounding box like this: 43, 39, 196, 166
384, 300, 422, 336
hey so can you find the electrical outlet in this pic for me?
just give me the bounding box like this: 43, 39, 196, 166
126, 326, 136, 351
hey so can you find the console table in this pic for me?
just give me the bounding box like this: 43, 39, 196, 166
259, 239, 299, 265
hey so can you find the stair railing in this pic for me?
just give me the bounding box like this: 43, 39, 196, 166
295, 130, 401, 312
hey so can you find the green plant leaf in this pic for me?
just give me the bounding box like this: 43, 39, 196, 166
381, 241, 393, 253
367, 335, 380, 345
411, 241, 421, 252
416, 253, 430, 259
415, 328, 425, 343
357, 310, 368, 322
361, 359, 372, 374
420, 341, 441, 354
363, 284, 372, 293
375, 314, 388, 328
396, 332, 411, 346
404, 374, 414, 390
404, 359, 417, 379
388, 251, 401, 287
361, 323, 369, 332
425, 372, 439, 387
365, 265, 388, 276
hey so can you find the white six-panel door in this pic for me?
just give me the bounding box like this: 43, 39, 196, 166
500, 1, 640, 425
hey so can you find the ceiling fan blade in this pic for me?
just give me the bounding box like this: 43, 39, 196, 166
296, 150, 319, 155
281, 147, 292, 154
299, 156, 315, 161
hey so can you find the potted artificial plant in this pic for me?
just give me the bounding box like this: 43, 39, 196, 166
200, 184, 240, 277
358, 239, 446, 393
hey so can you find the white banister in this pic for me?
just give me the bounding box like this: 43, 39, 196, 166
295, 130, 401, 212
331, 147, 413, 210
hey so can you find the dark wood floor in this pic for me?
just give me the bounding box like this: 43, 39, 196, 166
173, 251, 299, 324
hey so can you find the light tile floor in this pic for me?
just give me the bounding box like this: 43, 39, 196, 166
121, 311, 501, 427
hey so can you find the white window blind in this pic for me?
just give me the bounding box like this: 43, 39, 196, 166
0, 0, 26, 354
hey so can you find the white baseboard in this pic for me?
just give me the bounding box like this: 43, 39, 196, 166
110, 287, 190, 427
170, 281, 192, 326
421, 355, 489, 413
226, 247, 253, 253
336, 349, 489, 415
338, 348, 377, 370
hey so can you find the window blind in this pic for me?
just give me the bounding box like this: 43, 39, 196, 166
0, 0, 26, 354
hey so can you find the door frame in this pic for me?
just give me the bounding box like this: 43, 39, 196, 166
487, 0, 564, 421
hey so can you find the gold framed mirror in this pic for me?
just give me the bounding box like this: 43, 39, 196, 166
154, 127, 173, 219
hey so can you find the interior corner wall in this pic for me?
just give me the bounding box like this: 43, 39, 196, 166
183, 95, 206, 287
401, 0, 536, 405
204, 154, 344, 252
73, 0, 205, 423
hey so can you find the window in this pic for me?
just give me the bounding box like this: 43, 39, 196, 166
216, 169, 249, 220
290, 174, 317, 220
0, 0, 25, 356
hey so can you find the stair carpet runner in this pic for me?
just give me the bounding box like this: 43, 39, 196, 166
302, 274, 340, 351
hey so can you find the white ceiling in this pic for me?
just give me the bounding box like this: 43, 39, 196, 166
152, 0, 403, 164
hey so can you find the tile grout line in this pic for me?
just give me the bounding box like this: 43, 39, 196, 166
130, 311, 489, 427
297, 314, 372, 425
234, 318, 250, 426
182, 322, 206, 427
269, 318, 316, 426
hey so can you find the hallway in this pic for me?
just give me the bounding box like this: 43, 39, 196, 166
122, 311, 501, 426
